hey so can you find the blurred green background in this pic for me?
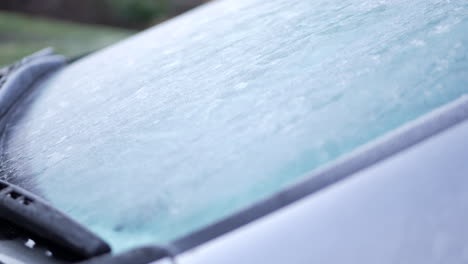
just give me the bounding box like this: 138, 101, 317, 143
0, 0, 209, 66
0, 11, 133, 66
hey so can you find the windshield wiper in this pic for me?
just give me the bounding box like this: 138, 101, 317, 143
0, 180, 111, 261
0, 179, 174, 264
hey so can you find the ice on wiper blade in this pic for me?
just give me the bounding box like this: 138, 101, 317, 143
0, 180, 111, 261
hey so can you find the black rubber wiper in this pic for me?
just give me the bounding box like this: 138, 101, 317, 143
0, 179, 174, 263
0, 180, 111, 260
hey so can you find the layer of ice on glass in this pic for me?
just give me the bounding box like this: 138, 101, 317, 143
2, 0, 468, 252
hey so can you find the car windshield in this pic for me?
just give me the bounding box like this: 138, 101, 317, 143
1, 0, 467, 253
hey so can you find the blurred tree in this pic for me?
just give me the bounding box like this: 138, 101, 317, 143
110, 0, 169, 27
0, 0, 209, 29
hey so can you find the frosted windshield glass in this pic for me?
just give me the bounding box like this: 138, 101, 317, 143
2, 0, 468, 252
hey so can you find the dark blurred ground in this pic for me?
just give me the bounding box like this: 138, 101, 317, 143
0, 0, 209, 66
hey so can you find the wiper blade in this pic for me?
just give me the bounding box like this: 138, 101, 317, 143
0, 180, 111, 260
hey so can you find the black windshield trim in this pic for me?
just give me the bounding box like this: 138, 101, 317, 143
169, 95, 468, 254
0, 49, 66, 183
0, 49, 65, 118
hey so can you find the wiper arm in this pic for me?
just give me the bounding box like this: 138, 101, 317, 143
0, 179, 175, 263
0, 180, 111, 260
